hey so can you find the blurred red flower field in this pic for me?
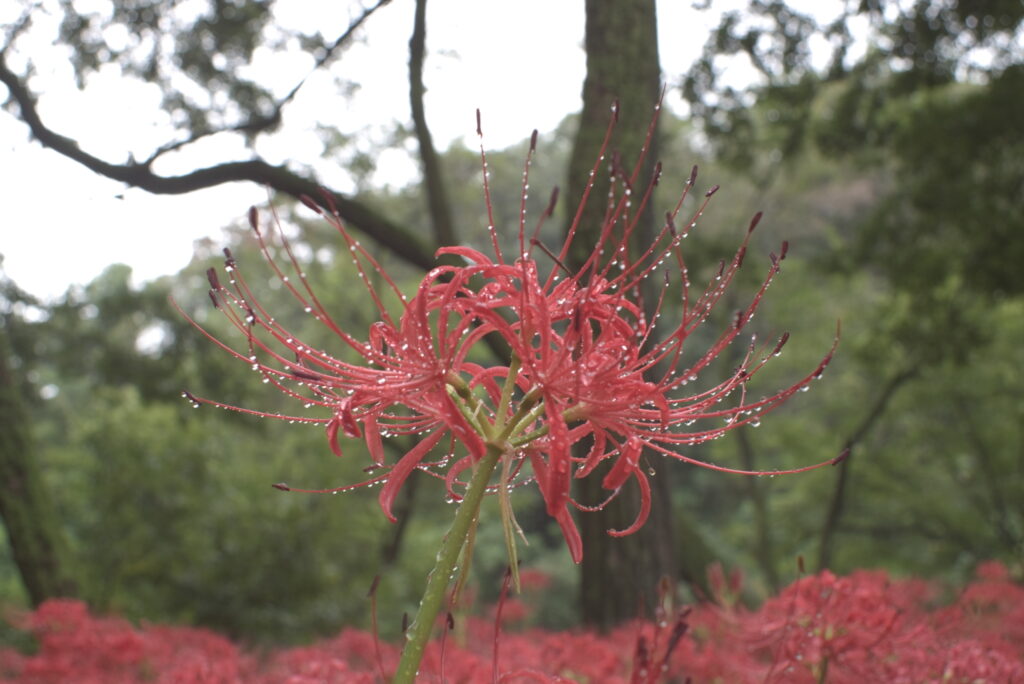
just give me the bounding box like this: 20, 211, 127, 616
1, 562, 1020, 683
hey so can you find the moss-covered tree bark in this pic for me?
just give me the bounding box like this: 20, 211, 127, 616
0, 325, 76, 605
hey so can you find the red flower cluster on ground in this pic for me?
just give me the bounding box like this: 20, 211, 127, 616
1, 563, 1021, 683
0, 599, 246, 683
178, 106, 839, 562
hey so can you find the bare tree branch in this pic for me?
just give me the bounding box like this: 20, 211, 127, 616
0, 50, 436, 272
282, 1, 393, 113
409, 0, 456, 247
141, 0, 393, 165
817, 366, 917, 570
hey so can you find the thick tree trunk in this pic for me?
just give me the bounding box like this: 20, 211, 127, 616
0, 325, 76, 605
567, 0, 679, 629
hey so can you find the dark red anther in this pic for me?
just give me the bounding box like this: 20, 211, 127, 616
206, 267, 220, 290
772, 332, 790, 356
182, 390, 199, 403
666, 212, 677, 236
208, 291, 220, 309
748, 211, 763, 234
798, 555, 805, 573
664, 609, 691, 660
689, 164, 698, 186
291, 368, 323, 382
571, 306, 584, 341
530, 237, 570, 274
475, 108, 482, 136
832, 447, 851, 466
299, 194, 320, 212
734, 310, 745, 329
705, 184, 720, 198
779, 240, 789, 260
271, 482, 291, 491
367, 575, 381, 598
716, 259, 725, 279
544, 186, 560, 217
530, 129, 538, 152
248, 206, 260, 232
223, 247, 236, 268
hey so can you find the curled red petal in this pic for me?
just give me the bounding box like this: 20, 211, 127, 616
435, 245, 493, 266
340, 398, 362, 438
555, 507, 583, 564
443, 453, 473, 503
325, 417, 344, 458
607, 467, 651, 538
575, 428, 608, 479
379, 429, 446, 523
602, 436, 642, 491
543, 402, 572, 515
364, 415, 384, 465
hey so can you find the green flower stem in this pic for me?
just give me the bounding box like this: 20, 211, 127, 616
392, 443, 503, 684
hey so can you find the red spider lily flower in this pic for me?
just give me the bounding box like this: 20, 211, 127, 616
177, 203, 493, 522
178, 103, 838, 563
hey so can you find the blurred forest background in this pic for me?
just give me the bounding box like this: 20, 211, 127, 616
1, 0, 1022, 646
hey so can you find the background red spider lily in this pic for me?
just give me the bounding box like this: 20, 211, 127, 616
1, 563, 1020, 683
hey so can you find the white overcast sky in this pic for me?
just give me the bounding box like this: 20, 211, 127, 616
1, 0, 848, 301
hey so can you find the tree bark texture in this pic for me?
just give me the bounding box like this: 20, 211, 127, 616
566, 0, 678, 630
0, 325, 77, 605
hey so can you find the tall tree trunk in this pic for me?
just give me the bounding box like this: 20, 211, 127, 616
0, 325, 76, 605
567, 0, 678, 629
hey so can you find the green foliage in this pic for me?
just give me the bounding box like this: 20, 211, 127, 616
672, 0, 1024, 594
2, 226, 459, 643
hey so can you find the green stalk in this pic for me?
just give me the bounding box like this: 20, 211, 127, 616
392, 443, 503, 683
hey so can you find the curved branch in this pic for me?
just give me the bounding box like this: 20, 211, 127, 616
816, 366, 918, 570
0, 52, 435, 272
409, 0, 456, 246
281, 0, 393, 112
144, 0, 392, 165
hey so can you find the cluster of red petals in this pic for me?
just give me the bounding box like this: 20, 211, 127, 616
179, 104, 838, 561
0, 599, 246, 683
3, 564, 1022, 682
740, 563, 1024, 682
